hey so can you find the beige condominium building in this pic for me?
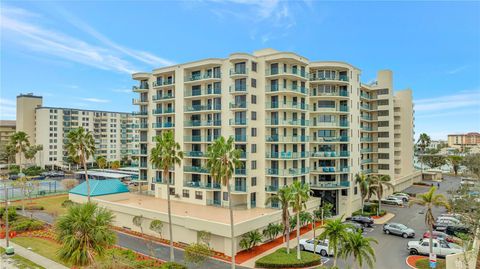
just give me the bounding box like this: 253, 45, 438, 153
0, 120, 16, 163
16, 94, 139, 168
448, 132, 480, 150
131, 49, 419, 217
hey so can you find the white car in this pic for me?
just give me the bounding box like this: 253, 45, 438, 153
382, 197, 404, 206
407, 238, 464, 257
299, 238, 333, 257
390, 193, 409, 202
436, 216, 461, 224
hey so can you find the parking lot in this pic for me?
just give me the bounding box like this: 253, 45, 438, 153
324, 175, 461, 269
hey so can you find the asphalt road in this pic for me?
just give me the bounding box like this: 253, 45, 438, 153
324, 175, 461, 269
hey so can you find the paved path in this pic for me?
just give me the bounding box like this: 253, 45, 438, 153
0, 239, 68, 269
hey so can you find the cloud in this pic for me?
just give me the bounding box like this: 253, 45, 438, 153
446, 66, 468, 75
81, 98, 110, 103
0, 5, 174, 74
415, 91, 480, 112
0, 98, 16, 119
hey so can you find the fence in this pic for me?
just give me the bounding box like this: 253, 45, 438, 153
0, 180, 66, 201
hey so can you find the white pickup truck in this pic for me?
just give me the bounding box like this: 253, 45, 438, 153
407, 238, 464, 257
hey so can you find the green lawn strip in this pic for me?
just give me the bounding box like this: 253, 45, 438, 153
11, 236, 72, 267
12, 194, 69, 216
415, 257, 446, 269
255, 248, 324, 268
0, 246, 46, 269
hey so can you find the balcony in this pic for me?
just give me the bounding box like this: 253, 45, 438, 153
310, 75, 349, 82
361, 126, 378, 132
229, 86, 247, 93
229, 68, 248, 76
184, 135, 220, 142
361, 115, 374, 121
132, 111, 148, 117
152, 122, 175, 128
154, 177, 174, 185
265, 185, 279, 192
185, 88, 221, 97
265, 85, 308, 95
235, 168, 247, 175
132, 98, 148, 105
229, 119, 247, 126
312, 106, 349, 113
311, 166, 350, 173
265, 135, 309, 143
363, 168, 379, 174
360, 137, 378, 142
313, 120, 349, 128
233, 135, 247, 142
185, 73, 221, 82
265, 118, 309, 126
361, 159, 376, 164
184, 166, 209, 174
360, 104, 374, 111
360, 93, 374, 100
152, 93, 175, 101
184, 120, 221, 127
185, 104, 221, 112
185, 151, 205, 157
207, 199, 222, 207
360, 148, 374, 153
152, 107, 175, 115
153, 79, 174, 87
266, 101, 308, 110
310, 181, 350, 189
310, 90, 349, 98
140, 149, 148, 155
266, 167, 309, 176
265, 68, 309, 79
232, 184, 247, 192
310, 151, 350, 158
183, 181, 221, 189
132, 84, 149, 92
229, 102, 247, 109
265, 152, 309, 159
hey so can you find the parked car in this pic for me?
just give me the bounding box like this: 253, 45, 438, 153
345, 216, 374, 227
422, 231, 456, 243
299, 238, 333, 257
381, 197, 404, 206
439, 213, 463, 220
383, 223, 415, 238
8, 174, 20, 180
343, 221, 364, 232
445, 225, 470, 236
390, 193, 410, 202
30, 175, 46, 180
436, 216, 461, 224
434, 219, 461, 231
407, 239, 463, 257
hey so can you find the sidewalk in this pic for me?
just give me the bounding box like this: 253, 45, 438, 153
0, 239, 68, 269
373, 213, 395, 225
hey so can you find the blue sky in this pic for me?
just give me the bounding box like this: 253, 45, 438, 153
1, 1, 479, 140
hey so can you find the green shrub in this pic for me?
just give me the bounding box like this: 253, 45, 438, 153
61, 200, 75, 208
255, 248, 321, 268
184, 243, 212, 266
10, 219, 44, 232
23, 166, 45, 176
14, 205, 44, 211
160, 262, 187, 269
352, 209, 386, 217
0, 207, 17, 222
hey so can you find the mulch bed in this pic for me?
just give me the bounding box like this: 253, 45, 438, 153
406, 255, 424, 269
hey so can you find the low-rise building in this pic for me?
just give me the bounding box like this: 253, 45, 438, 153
448, 132, 480, 150
0, 120, 16, 158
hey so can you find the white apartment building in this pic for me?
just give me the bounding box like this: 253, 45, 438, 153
16, 94, 139, 168
132, 49, 419, 217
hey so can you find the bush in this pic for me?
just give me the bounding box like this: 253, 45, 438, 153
10, 218, 44, 232
184, 243, 212, 266
160, 262, 187, 269
255, 248, 321, 268
0, 207, 17, 222
61, 199, 75, 208
14, 205, 44, 211
352, 209, 386, 217
23, 166, 45, 176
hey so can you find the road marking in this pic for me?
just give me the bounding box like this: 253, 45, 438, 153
321, 257, 330, 265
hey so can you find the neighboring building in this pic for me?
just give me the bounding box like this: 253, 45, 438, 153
131, 48, 420, 218
16, 94, 139, 168
426, 140, 447, 150
0, 120, 16, 147
448, 132, 480, 150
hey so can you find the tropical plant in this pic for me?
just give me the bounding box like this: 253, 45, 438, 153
197, 230, 211, 246
422, 155, 446, 170
340, 231, 378, 269
318, 217, 350, 267
65, 127, 95, 202
0, 142, 16, 172
447, 155, 463, 176
409, 187, 450, 260
184, 243, 213, 266
10, 131, 30, 173
96, 156, 107, 170
290, 180, 311, 260
56, 203, 116, 266
355, 173, 370, 213
289, 215, 297, 231
205, 136, 242, 269
132, 215, 144, 234
463, 154, 480, 179
150, 130, 183, 262
265, 186, 293, 253
299, 211, 313, 227
417, 133, 431, 172
369, 175, 394, 216
150, 219, 164, 239
24, 144, 43, 166
315, 201, 334, 220
239, 230, 263, 250
262, 223, 283, 241
110, 160, 120, 169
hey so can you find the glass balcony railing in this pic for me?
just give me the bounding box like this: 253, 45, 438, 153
232, 184, 247, 192
265, 185, 279, 192
361, 115, 374, 121
229, 68, 248, 76
361, 126, 377, 132
184, 135, 220, 142
185, 88, 221, 97
310, 151, 350, 157
310, 90, 349, 98
265, 68, 309, 79
361, 104, 373, 110
186, 73, 221, 82
310, 74, 349, 82
229, 86, 247, 93
361, 159, 377, 164
313, 106, 349, 113
152, 107, 175, 114
229, 119, 247, 125
265, 119, 309, 126
153, 79, 174, 87
360, 148, 375, 153
138, 123, 148, 129
229, 102, 247, 109
233, 135, 247, 142
152, 122, 175, 128
265, 135, 309, 142
154, 177, 174, 185
265, 152, 309, 159
360, 93, 373, 99
140, 149, 148, 155
185, 120, 221, 127
312, 120, 349, 128
152, 94, 175, 101
360, 137, 377, 142
132, 84, 149, 90
185, 151, 205, 157
132, 111, 148, 116
207, 199, 222, 206
234, 168, 247, 175
311, 166, 350, 173
266, 102, 308, 110
266, 167, 309, 176
185, 104, 221, 112
183, 181, 220, 189
184, 166, 209, 173
363, 168, 379, 174
310, 181, 350, 189
132, 98, 148, 104
266, 85, 308, 95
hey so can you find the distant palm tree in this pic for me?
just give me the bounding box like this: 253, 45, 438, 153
96, 156, 107, 171
369, 175, 394, 216
66, 127, 95, 202
10, 131, 30, 173
290, 180, 311, 260
355, 173, 370, 213
56, 203, 116, 266
318, 217, 350, 267
447, 155, 463, 176
150, 131, 183, 262
341, 231, 378, 269
409, 187, 449, 258
265, 186, 293, 253
417, 133, 431, 172
205, 136, 243, 269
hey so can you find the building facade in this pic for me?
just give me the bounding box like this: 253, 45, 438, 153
448, 132, 480, 150
0, 120, 16, 163
132, 49, 418, 217
16, 94, 139, 168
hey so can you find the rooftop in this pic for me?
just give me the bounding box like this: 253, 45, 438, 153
70, 179, 129, 197
0, 120, 16, 127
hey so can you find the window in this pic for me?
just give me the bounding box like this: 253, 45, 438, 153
251, 144, 257, 153
251, 95, 257, 104
354, 187, 358, 195
252, 62, 257, 72
182, 189, 189, 198
378, 88, 389, 95
223, 192, 229, 201
251, 78, 257, 88
251, 161, 257, 170
251, 128, 257, 137
195, 191, 203, 200
251, 177, 257, 186
169, 188, 175, 195
251, 111, 257, 120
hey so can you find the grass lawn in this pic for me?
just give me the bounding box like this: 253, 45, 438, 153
415, 257, 446, 269
12, 194, 69, 216
11, 236, 72, 267
0, 246, 46, 269
255, 248, 323, 268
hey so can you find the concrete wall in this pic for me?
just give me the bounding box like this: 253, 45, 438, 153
446, 237, 479, 269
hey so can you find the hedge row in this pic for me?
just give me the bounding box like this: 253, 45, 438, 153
255, 248, 321, 268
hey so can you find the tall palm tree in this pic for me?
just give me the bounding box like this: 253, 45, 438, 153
417, 133, 431, 172
369, 175, 394, 216
56, 202, 116, 266
10, 131, 30, 173
290, 180, 311, 260
355, 173, 370, 213
66, 127, 95, 202
341, 231, 378, 269
96, 156, 107, 171
318, 217, 350, 267
205, 136, 243, 269
150, 130, 183, 262
409, 187, 449, 258
265, 186, 293, 254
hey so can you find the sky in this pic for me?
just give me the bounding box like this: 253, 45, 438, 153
1, 1, 479, 140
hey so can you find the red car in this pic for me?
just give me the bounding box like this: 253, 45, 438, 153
423, 231, 456, 243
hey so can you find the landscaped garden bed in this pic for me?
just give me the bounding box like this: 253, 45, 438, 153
254, 248, 322, 268
415, 257, 446, 269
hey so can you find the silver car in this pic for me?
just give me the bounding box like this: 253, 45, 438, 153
383, 222, 415, 238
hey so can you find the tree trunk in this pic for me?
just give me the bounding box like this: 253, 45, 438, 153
361, 196, 364, 214
286, 214, 290, 254
227, 182, 235, 269
165, 170, 175, 262
429, 221, 434, 260
296, 212, 301, 260
83, 155, 90, 202
333, 247, 338, 267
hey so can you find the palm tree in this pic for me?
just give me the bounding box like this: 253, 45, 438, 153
96, 156, 107, 171
417, 133, 431, 172
65, 127, 95, 202
205, 136, 242, 269
318, 217, 350, 267
341, 231, 378, 269
447, 155, 463, 176
56, 202, 116, 266
10, 131, 30, 173
409, 187, 449, 258
290, 180, 311, 260
150, 130, 183, 262
369, 175, 394, 216
265, 186, 293, 253
355, 173, 370, 213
